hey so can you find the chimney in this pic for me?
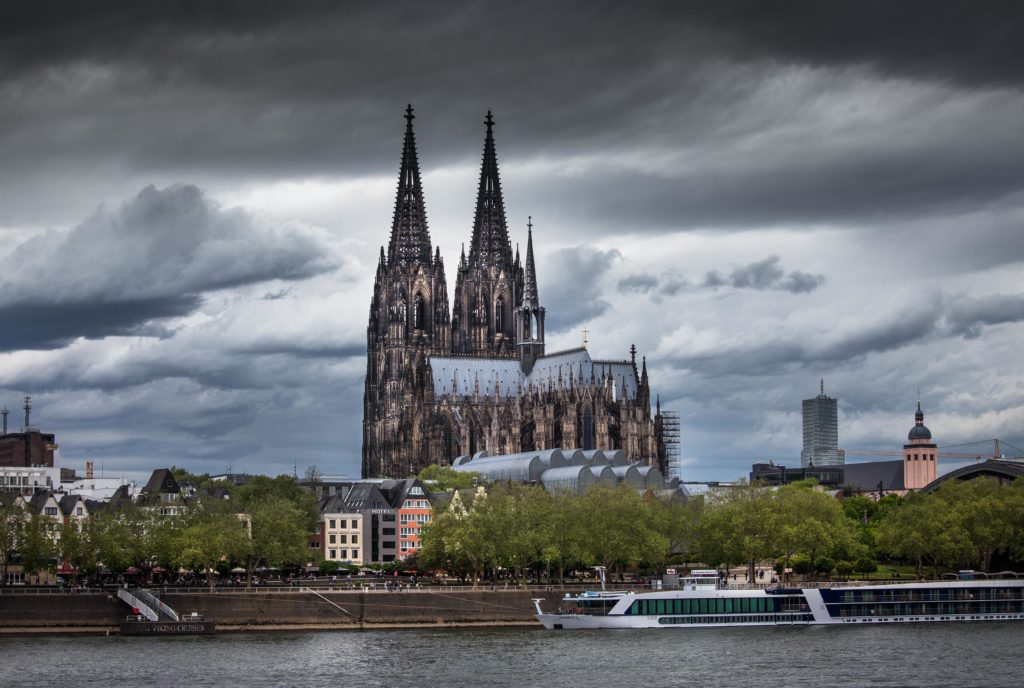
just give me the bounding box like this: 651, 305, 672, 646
1, 405, 7, 435
23, 396, 31, 432
86, 461, 95, 480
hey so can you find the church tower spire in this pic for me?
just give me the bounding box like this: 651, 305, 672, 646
452, 111, 519, 356
363, 106, 451, 479
522, 217, 540, 308
468, 111, 513, 269
516, 216, 545, 373
387, 104, 432, 268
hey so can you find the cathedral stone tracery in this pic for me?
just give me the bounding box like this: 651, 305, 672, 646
361, 106, 663, 478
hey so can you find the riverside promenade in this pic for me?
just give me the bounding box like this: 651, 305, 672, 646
0, 584, 572, 634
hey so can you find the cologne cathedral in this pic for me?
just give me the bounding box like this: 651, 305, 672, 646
362, 107, 664, 479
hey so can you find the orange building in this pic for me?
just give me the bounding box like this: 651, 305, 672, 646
396, 481, 432, 561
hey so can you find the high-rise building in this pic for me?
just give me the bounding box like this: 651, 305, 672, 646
361, 108, 661, 478
801, 380, 840, 467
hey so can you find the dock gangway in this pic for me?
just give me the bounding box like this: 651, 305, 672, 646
116, 588, 180, 622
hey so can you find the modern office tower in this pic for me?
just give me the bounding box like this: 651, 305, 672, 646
801, 380, 840, 467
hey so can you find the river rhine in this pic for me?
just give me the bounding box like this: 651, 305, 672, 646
4, 624, 1022, 687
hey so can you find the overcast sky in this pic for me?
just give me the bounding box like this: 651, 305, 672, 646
2, 1, 1023, 483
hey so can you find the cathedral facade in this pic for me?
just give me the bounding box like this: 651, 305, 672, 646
362, 107, 663, 479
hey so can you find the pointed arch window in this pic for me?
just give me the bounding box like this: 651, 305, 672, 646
582, 407, 594, 451
414, 293, 426, 330
496, 295, 505, 333
523, 311, 531, 339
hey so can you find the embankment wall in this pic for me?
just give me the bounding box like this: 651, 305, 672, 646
0, 589, 564, 632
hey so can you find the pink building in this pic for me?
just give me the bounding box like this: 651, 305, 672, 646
903, 402, 937, 491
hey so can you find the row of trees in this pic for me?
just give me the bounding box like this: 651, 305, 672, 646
417, 477, 1024, 583
1, 475, 319, 588
875, 478, 1024, 577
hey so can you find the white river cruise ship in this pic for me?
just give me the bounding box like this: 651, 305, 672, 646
534, 569, 1024, 629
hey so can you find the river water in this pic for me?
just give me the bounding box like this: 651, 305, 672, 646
4, 624, 1022, 687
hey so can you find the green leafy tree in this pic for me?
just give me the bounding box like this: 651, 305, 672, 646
418, 465, 480, 491
876, 494, 971, 578
59, 516, 100, 575
835, 560, 854, 578
815, 556, 835, 578
20, 512, 59, 577
175, 506, 249, 590
90, 503, 160, 573
0, 497, 26, 586
697, 483, 777, 581
775, 484, 863, 580
935, 478, 1019, 572
791, 554, 813, 576
237, 496, 311, 588
853, 557, 877, 577
419, 508, 495, 583
235, 475, 319, 530
573, 484, 668, 575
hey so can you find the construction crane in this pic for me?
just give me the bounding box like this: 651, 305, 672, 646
841, 438, 1024, 461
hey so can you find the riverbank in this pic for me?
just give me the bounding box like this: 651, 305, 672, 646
0, 588, 560, 635
0, 619, 545, 635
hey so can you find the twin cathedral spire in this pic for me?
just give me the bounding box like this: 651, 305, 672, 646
375, 105, 545, 368
363, 106, 659, 480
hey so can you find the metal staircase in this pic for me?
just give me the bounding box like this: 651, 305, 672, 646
116, 588, 180, 621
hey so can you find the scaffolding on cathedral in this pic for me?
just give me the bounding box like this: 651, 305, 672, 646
662, 410, 682, 480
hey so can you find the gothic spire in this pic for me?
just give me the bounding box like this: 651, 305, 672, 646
522, 217, 540, 308
468, 110, 511, 268
387, 104, 432, 268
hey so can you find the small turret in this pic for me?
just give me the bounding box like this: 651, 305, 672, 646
515, 217, 546, 374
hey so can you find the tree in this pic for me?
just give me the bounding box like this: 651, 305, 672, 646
175, 506, 248, 590
835, 560, 855, 578
876, 494, 971, 578
418, 465, 480, 491
0, 497, 26, 586
89, 503, 161, 574
60, 515, 100, 575
853, 557, 877, 577
775, 484, 863, 580
935, 478, 1018, 572
237, 496, 311, 589
696, 483, 777, 581
20, 512, 58, 578
573, 484, 667, 575
235, 475, 319, 530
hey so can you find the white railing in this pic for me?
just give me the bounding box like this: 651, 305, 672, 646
132, 588, 179, 621
116, 588, 159, 621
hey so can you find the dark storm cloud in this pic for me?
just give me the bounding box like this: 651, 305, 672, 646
618, 257, 823, 297
539, 246, 620, 333
669, 299, 941, 378
618, 274, 660, 294
0, 184, 335, 350
666, 290, 1024, 380
945, 293, 1024, 339
703, 256, 825, 293
4, 1, 1023, 230
0, 297, 197, 351
235, 341, 366, 360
